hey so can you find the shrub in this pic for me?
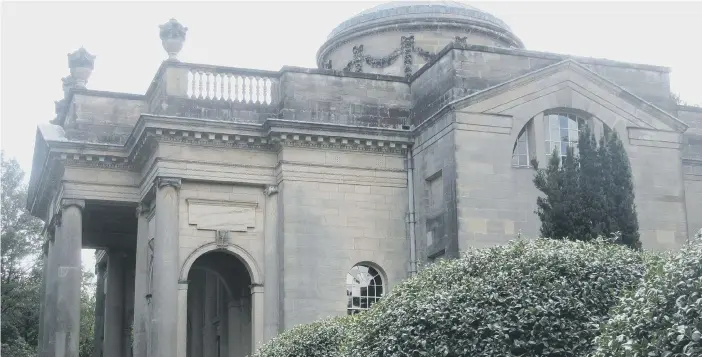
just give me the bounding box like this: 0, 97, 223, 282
346, 238, 645, 357
592, 231, 702, 357
252, 315, 357, 357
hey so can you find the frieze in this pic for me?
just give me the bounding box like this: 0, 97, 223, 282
343, 35, 436, 77
42, 121, 412, 188
56, 152, 134, 170
277, 138, 408, 154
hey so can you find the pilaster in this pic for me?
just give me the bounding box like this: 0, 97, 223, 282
263, 184, 280, 341
251, 283, 265, 352
188, 274, 203, 357
176, 281, 189, 357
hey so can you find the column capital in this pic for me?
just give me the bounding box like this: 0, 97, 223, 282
156, 176, 181, 190
61, 199, 85, 211
250, 283, 264, 294
264, 185, 278, 196
136, 201, 151, 218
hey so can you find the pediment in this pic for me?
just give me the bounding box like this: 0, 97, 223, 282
452, 60, 688, 133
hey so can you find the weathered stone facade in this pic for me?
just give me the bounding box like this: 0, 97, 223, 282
28, 2, 702, 357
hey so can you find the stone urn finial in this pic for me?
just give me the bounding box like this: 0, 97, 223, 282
61, 76, 76, 97
67, 48, 95, 88
159, 18, 188, 61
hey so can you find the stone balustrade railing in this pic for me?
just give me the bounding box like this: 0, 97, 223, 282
186, 66, 279, 105
144, 62, 282, 122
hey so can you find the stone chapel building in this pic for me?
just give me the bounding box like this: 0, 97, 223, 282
28, 2, 702, 357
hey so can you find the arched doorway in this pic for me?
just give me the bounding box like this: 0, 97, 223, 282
186, 251, 252, 357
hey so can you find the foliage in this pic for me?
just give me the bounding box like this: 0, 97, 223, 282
0, 153, 96, 357
532, 126, 640, 249
592, 231, 702, 357
252, 315, 358, 357
345, 239, 645, 357
79, 269, 96, 357
1, 153, 44, 353
1, 336, 36, 357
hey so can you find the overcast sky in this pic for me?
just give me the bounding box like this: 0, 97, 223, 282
2, 0, 701, 270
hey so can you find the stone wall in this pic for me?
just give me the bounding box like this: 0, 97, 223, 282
63, 91, 145, 144
277, 146, 408, 328
679, 105, 702, 236
279, 68, 410, 129
177, 181, 266, 280
410, 44, 675, 126
626, 128, 688, 248
410, 54, 456, 126
453, 111, 541, 250
411, 112, 459, 262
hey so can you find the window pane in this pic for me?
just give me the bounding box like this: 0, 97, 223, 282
561, 142, 569, 155
569, 116, 578, 130
560, 128, 569, 141
559, 115, 568, 128
550, 127, 559, 141
519, 155, 528, 167
569, 129, 578, 142
347, 264, 384, 315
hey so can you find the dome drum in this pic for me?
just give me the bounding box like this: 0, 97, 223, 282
317, 1, 524, 77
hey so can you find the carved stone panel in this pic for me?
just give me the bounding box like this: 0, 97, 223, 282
187, 199, 257, 232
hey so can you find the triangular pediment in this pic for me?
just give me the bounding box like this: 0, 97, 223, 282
452, 59, 688, 133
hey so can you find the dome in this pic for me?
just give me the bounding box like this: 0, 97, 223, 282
327, 1, 514, 41
317, 1, 523, 75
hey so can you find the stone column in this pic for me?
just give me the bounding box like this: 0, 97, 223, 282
104, 250, 125, 357
132, 203, 150, 357
176, 281, 188, 357
37, 241, 49, 357
37, 242, 47, 355
263, 185, 280, 341
54, 199, 84, 357
43, 234, 58, 357
251, 284, 265, 352
152, 177, 181, 357
92, 263, 107, 357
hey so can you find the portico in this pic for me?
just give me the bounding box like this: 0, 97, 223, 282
27, 3, 702, 357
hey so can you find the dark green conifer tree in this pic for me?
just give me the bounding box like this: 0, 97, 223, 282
532, 125, 641, 249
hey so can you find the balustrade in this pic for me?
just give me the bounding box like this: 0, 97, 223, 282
185, 67, 279, 105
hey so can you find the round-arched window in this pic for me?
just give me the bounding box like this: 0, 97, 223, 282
346, 264, 384, 315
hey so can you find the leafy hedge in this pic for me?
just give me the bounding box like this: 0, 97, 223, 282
347, 239, 645, 357
593, 231, 702, 357
252, 315, 356, 357
253, 237, 702, 357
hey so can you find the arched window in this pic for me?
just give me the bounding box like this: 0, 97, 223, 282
544, 112, 587, 161
512, 126, 530, 167
346, 264, 384, 315
512, 119, 535, 168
